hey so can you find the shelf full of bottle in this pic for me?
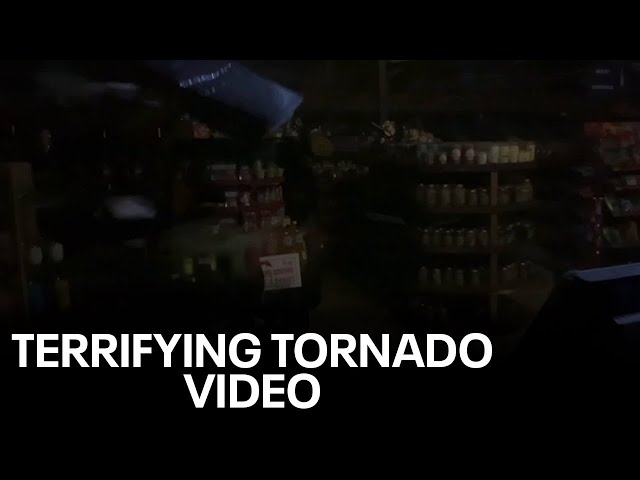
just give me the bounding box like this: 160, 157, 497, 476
595, 195, 640, 253
164, 217, 309, 286
577, 122, 640, 255
572, 193, 640, 253
415, 260, 544, 296
417, 220, 535, 255
416, 141, 538, 172
311, 158, 370, 182
416, 180, 535, 215
173, 153, 312, 285
585, 121, 640, 173
203, 160, 285, 189
191, 159, 287, 232
577, 156, 640, 221
203, 186, 286, 229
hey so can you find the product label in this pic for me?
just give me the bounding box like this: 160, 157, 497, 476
260, 253, 302, 291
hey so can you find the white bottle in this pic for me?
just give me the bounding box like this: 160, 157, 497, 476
49, 243, 64, 264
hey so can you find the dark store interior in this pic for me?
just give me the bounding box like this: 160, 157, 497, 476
4, 59, 640, 368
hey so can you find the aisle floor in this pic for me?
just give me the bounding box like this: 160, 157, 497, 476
309, 269, 404, 335
308, 257, 554, 364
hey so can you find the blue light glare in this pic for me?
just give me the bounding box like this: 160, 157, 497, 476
147, 60, 302, 131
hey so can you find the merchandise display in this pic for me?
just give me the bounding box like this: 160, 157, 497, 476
312, 159, 369, 180
417, 180, 534, 210
581, 122, 640, 263
418, 222, 534, 253
407, 137, 542, 326
417, 261, 537, 292
165, 137, 311, 288
417, 141, 536, 170
0, 117, 320, 329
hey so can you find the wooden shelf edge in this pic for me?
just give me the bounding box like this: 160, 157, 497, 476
419, 247, 496, 255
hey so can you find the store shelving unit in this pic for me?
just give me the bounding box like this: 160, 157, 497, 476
414, 154, 541, 324
580, 122, 640, 266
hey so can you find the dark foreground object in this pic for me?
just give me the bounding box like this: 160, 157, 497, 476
516, 263, 640, 367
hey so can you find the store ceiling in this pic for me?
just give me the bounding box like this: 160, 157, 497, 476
237, 60, 599, 114
0, 60, 635, 123
0, 60, 602, 98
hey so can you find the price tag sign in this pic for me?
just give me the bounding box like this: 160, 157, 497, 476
260, 253, 302, 291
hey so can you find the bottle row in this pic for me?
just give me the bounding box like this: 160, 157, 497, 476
224, 186, 284, 209
311, 160, 370, 177
240, 205, 287, 232
417, 141, 537, 167
419, 222, 535, 250
205, 161, 284, 184
416, 181, 534, 209
172, 218, 308, 285
417, 261, 534, 290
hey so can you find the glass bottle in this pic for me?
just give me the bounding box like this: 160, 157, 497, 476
443, 230, 454, 247
444, 267, 454, 285
509, 143, 520, 163
499, 143, 510, 164
464, 145, 476, 165
454, 184, 466, 207
479, 228, 490, 248
426, 184, 437, 207
421, 228, 432, 248
451, 145, 462, 165
468, 188, 479, 207
489, 144, 500, 164
479, 188, 490, 206
440, 185, 451, 207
